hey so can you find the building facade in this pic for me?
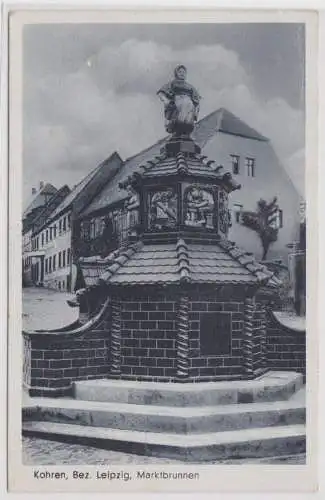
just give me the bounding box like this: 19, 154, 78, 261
28, 152, 123, 292
31, 209, 72, 291
22, 183, 59, 286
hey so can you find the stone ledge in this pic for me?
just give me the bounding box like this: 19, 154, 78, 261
72, 371, 303, 406
22, 395, 305, 434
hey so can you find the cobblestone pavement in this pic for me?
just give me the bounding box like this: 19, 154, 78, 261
23, 437, 306, 465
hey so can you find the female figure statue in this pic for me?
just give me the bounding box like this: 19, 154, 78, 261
157, 65, 201, 136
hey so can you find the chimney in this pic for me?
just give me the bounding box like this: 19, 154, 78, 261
32, 188, 37, 195
39, 181, 44, 190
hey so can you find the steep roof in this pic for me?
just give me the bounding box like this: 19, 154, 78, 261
79, 238, 277, 288
80, 108, 268, 217
22, 206, 44, 235
23, 183, 58, 218
193, 108, 268, 146
48, 152, 122, 221
80, 140, 166, 217
32, 185, 71, 235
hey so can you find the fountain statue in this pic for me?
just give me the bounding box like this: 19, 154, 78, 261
157, 65, 201, 136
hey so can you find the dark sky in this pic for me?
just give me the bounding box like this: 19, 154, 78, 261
23, 22, 305, 205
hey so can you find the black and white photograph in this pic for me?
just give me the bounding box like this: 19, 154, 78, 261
6, 8, 318, 494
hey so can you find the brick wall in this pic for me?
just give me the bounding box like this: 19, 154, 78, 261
266, 311, 306, 376
119, 289, 247, 382
120, 293, 178, 380
23, 287, 296, 394
23, 318, 111, 397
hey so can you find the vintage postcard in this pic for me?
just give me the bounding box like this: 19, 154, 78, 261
6, 6, 319, 494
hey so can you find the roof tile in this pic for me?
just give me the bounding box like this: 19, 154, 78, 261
82, 238, 276, 288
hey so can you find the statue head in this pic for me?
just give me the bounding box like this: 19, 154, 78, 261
174, 64, 187, 81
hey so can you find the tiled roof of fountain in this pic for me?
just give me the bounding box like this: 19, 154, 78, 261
80, 239, 278, 288
132, 150, 240, 192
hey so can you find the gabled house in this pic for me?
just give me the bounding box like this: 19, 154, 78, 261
23, 185, 71, 286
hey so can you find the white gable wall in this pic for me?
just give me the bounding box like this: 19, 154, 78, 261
202, 131, 301, 263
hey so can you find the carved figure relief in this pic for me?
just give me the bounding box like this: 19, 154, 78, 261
124, 185, 140, 230
184, 187, 215, 228
149, 189, 177, 229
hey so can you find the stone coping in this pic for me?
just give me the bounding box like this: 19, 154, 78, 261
271, 311, 306, 333
74, 371, 300, 392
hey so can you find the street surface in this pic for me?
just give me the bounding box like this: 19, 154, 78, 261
23, 286, 78, 331
23, 437, 306, 465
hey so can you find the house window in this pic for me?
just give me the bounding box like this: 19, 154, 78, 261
246, 157, 255, 177
45, 258, 48, 274
41, 233, 44, 247
53, 254, 56, 271
53, 225, 57, 238
46, 230, 48, 243
67, 214, 71, 229
89, 220, 96, 240
81, 221, 91, 242
233, 203, 243, 223
200, 312, 231, 356
59, 219, 62, 234
62, 250, 66, 267
67, 248, 71, 265
63, 216, 67, 232
58, 252, 62, 268
49, 256, 52, 273
230, 155, 240, 175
